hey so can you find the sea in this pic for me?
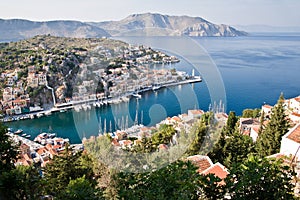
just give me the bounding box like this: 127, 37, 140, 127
5, 33, 300, 144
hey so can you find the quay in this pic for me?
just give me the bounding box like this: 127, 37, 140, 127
1, 76, 201, 123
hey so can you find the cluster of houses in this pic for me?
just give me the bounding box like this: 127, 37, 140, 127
71, 46, 182, 103
9, 132, 82, 168
237, 95, 300, 195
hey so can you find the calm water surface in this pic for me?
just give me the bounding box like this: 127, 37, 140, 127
7, 34, 300, 143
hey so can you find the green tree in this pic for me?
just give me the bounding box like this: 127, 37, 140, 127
42, 146, 96, 198
186, 120, 207, 156
242, 108, 261, 118
208, 111, 238, 163
0, 123, 18, 172
116, 160, 200, 200
152, 124, 176, 146
0, 123, 19, 199
62, 175, 101, 200
223, 131, 255, 168
224, 155, 295, 199
256, 93, 290, 157
1, 165, 42, 200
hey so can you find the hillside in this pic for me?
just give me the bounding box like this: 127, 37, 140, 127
90, 13, 247, 36
0, 13, 247, 41
0, 19, 110, 42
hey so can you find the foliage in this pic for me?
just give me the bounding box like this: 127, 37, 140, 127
256, 93, 290, 157
185, 119, 208, 156
0, 123, 18, 172
0, 165, 42, 200
116, 160, 200, 200
223, 132, 255, 168
62, 175, 102, 200
42, 146, 96, 198
225, 155, 295, 199
151, 124, 176, 145
208, 111, 238, 164
242, 108, 261, 118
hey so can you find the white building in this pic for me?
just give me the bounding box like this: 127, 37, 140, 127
280, 123, 300, 161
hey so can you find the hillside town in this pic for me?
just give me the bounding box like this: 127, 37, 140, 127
5, 93, 300, 197
0, 35, 189, 121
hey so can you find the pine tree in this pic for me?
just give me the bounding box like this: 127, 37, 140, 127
208, 111, 238, 163
256, 93, 290, 157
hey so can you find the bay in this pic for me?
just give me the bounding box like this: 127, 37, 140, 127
7, 34, 300, 144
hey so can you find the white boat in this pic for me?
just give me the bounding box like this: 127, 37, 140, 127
45, 111, 52, 116
37, 113, 43, 118
25, 135, 31, 138
132, 92, 141, 99
152, 85, 161, 91
21, 133, 27, 137
14, 129, 23, 134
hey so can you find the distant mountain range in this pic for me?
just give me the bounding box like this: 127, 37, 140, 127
0, 13, 247, 41
89, 13, 247, 37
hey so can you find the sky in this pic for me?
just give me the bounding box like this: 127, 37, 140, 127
1, 0, 300, 27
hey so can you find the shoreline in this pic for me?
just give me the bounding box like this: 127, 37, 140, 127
1, 76, 201, 123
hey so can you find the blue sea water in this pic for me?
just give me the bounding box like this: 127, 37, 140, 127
7, 34, 300, 143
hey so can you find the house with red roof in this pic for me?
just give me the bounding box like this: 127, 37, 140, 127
187, 155, 213, 173
280, 123, 300, 161
201, 162, 229, 185
187, 155, 229, 185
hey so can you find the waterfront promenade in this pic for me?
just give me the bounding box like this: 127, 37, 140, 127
1, 76, 201, 123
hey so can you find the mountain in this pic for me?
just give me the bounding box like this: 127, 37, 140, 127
0, 19, 110, 42
0, 13, 247, 42
90, 13, 247, 37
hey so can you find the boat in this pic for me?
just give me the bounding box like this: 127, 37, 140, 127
14, 129, 23, 134
37, 113, 43, 118
152, 85, 161, 91
21, 133, 27, 137
25, 135, 31, 138
132, 92, 142, 99
45, 111, 52, 116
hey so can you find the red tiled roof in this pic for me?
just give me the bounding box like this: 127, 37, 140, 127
263, 104, 273, 109
202, 162, 229, 183
287, 124, 300, 144
294, 97, 300, 102
187, 155, 213, 173
189, 110, 204, 115
172, 116, 181, 122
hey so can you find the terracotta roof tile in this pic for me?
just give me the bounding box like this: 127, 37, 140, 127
287, 124, 300, 144
187, 155, 213, 173
202, 162, 229, 184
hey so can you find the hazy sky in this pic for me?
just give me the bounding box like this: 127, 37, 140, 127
1, 0, 300, 26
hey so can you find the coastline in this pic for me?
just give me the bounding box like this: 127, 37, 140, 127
1, 76, 201, 123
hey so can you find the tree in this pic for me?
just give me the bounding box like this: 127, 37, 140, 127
256, 93, 290, 157
208, 111, 238, 163
116, 160, 201, 200
186, 120, 208, 156
1, 165, 42, 200
0, 123, 19, 199
222, 131, 255, 168
242, 108, 261, 118
152, 124, 176, 146
42, 146, 96, 198
224, 155, 295, 199
62, 175, 101, 200
0, 123, 18, 172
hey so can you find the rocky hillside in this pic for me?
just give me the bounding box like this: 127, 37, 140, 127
0, 13, 247, 41
0, 19, 110, 42
90, 13, 247, 36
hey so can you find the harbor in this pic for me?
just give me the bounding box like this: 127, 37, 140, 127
1, 75, 201, 123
